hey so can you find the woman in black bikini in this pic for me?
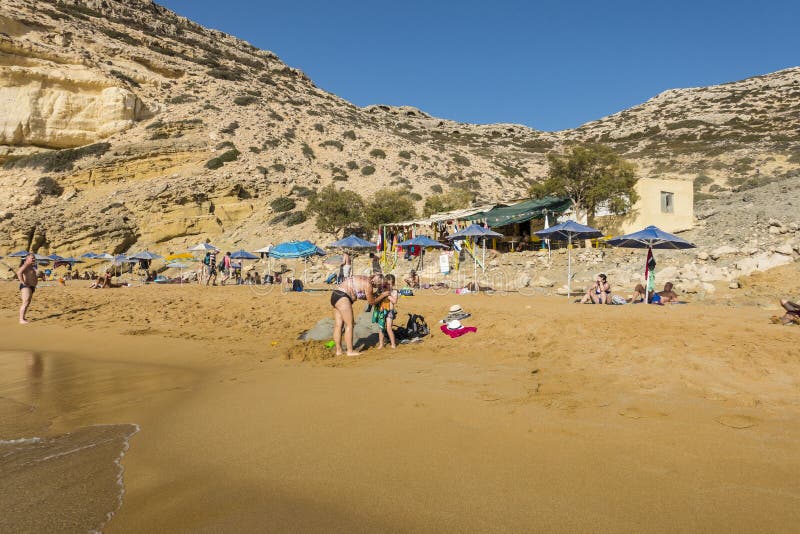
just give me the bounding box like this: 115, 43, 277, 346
331, 274, 388, 356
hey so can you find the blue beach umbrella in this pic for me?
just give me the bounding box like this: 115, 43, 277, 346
269, 240, 324, 259
81, 252, 98, 259
329, 234, 376, 249
128, 250, 163, 261
269, 241, 325, 284
46, 254, 65, 261
8, 250, 31, 257
447, 224, 503, 240
396, 235, 447, 248
230, 249, 259, 260
447, 224, 503, 278
96, 253, 115, 260
607, 225, 696, 301
230, 249, 259, 280
536, 220, 603, 298
606, 225, 695, 250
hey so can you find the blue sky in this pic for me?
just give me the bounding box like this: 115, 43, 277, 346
159, 0, 799, 131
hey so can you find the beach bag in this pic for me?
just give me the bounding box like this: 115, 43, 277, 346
405, 314, 429, 338
399, 288, 414, 296
292, 279, 304, 292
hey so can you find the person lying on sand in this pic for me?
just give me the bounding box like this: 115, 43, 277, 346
657, 282, 680, 303
580, 273, 612, 304
90, 271, 127, 289
331, 274, 389, 356
771, 299, 800, 325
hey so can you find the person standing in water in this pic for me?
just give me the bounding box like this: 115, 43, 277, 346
17, 253, 38, 324
330, 274, 388, 356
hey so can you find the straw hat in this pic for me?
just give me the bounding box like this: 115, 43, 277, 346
446, 320, 463, 330
449, 304, 463, 313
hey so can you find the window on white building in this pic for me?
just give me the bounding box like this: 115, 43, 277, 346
661, 191, 674, 214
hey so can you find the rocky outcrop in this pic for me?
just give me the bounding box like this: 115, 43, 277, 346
0, 38, 147, 149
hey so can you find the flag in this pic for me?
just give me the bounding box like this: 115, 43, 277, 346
645, 248, 656, 292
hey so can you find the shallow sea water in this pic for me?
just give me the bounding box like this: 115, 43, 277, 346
0, 350, 154, 533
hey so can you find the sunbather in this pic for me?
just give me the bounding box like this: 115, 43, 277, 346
657, 282, 680, 303
580, 273, 612, 304
771, 299, 800, 325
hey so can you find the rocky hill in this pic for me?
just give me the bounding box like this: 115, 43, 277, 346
0, 0, 799, 257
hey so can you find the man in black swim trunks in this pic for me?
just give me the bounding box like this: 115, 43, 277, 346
17, 253, 38, 324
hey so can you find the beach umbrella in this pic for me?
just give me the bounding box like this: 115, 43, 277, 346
269, 240, 323, 259
96, 253, 115, 260
188, 243, 219, 252
128, 250, 163, 261
269, 241, 325, 285
8, 250, 31, 257
396, 235, 447, 248
230, 249, 259, 260
396, 235, 447, 272
62, 257, 84, 263
165, 261, 193, 283
230, 249, 259, 282
323, 254, 344, 268
81, 252, 98, 259
607, 225, 696, 302
536, 220, 603, 298
329, 234, 376, 249
165, 252, 194, 262
447, 224, 503, 280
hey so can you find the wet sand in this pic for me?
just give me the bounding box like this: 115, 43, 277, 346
1, 274, 799, 532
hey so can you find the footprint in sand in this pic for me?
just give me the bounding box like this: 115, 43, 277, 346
715, 414, 758, 429
618, 406, 668, 419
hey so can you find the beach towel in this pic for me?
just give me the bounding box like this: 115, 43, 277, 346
440, 324, 477, 338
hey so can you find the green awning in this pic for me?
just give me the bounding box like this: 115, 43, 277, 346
464, 197, 572, 227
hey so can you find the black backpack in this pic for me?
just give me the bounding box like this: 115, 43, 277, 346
292, 279, 304, 292
396, 314, 429, 341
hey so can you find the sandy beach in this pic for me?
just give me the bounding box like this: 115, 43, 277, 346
1, 270, 799, 532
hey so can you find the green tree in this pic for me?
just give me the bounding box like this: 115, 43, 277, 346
306, 185, 365, 236
530, 144, 638, 221
364, 189, 417, 230
422, 189, 473, 217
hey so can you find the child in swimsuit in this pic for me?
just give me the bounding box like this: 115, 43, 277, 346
374, 274, 399, 349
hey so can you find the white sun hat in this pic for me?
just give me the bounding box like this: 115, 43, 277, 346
446, 319, 463, 330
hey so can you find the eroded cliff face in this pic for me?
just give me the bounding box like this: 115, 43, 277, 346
0, 36, 146, 150
0, 0, 797, 261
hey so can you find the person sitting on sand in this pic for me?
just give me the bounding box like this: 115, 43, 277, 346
629, 283, 646, 303
771, 299, 800, 325
404, 270, 420, 289
580, 273, 612, 304
331, 274, 389, 356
